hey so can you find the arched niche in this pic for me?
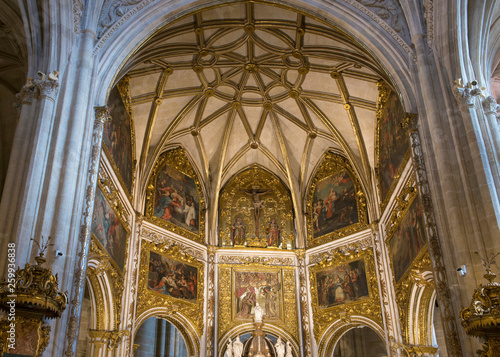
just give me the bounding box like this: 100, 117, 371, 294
306, 151, 368, 248
133, 316, 189, 357
218, 165, 294, 249
145, 147, 206, 244
333, 326, 387, 357
217, 322, 300, 357
318, 318, 386, 357
134, 309, 199, 357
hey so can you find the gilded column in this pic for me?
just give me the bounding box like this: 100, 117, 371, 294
401, 113, 462, 356
64, 107, 110, 356
205, 245, 216, 357
296, 249, 313, 356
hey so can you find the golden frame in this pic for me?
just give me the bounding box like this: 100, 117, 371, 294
217, 264, 298, 344
145, 147, 206, 244
375, 80, 410, 213
309, 248, 381, 341
137, 240, 205, 337
91, 180, 131, 276
102, 76, 136, 202
306, 151, 368, 248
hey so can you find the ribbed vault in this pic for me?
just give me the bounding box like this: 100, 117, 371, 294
118, 1, 393, 233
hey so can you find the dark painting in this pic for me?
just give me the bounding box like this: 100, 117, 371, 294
379, 91, 409, 202
91, 187, 128, 271
234, 271, 281, 320
389, 198, 426, 282
148, 251, 198, 302
103, 86, 133, 193
313, 170, 358, 238
153, 164, 200, 233
316, 259, 369, 309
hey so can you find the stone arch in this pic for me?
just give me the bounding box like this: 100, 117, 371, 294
217, 322, 300, 357
134, 308, 200, 357
91, 0, 417, 113
318, 316, 386, 357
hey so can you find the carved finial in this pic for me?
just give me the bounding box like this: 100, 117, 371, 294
475, 251, 500, 284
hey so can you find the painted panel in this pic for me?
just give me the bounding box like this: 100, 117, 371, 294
315, 259, 369, 309
91, 186, 128, 271
312, 170, 358, 238
148, 251, 198, 302
389, 198, 426, 282
103, 85, 133, 194
378, 90, 409, 203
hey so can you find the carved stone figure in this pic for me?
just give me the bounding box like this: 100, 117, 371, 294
254, 302, 263, 322
233, 335, 244, 357
275, 337, 285, 357
285, 341, 293, 357
224, 339, 233, 357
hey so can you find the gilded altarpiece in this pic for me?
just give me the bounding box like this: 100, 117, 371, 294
219, 166, 294, 249
309, 248, 381, 342
103, 77, 136, 200
306, 152, 368, 248
376, 80, 410, 211
145, 148, 205, 244
137, 241, 205, 339
217, 261, 298, 350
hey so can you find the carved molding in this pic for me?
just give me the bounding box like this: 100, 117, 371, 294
139, 226, 204, 260
297, 249, 313, 356
308, 237, 372, 265
217, 255, 294, 266
73, 0, 83, 34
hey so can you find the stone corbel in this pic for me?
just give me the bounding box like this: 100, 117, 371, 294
13, 79, 36, 111
452, 79, 486, 110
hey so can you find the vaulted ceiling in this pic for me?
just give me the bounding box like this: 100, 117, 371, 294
117, 2, 392, 207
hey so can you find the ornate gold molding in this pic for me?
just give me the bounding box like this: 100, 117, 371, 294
136, 240, 205, 337
308, 236, 372, 265
217, 255, 294, 267
306, 152, 368, 248
145, 147, 206, 244
385, 175, 417, 239
309, 248, 381, 342
139, 225, 204, 260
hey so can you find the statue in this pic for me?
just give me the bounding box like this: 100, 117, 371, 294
224, 339, 233, 357
275, 337, 285, 357
285, 341, 293, 357
254, 302, 263, 323
233, 335, 244, 357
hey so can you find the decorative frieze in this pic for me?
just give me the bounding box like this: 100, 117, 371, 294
308, 237, 372, 265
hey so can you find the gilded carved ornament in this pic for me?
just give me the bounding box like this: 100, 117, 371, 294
308, 247, 382, 342
461, 252, 500, 357
136, 240, 205, 337
145, 147, 206, 244
306, 152, 368, 248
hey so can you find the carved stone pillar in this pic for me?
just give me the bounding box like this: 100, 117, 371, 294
370, 222, 402, 356
401, 113, 462, 356
296, 249, 313, 356
205, 245, 216, 357
64, 107, 110, 356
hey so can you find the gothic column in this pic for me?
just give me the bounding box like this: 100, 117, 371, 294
400, 113, 462, 356
296, 250, 313, 357
205, 245, 216, 357
65, 107, 110, 356
370, 222, 402, 356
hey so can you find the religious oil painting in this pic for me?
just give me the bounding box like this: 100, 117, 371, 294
91, 186, 128, 271
147, 251, 198, 302
219, 166, 294, 249
389, 197, 427, 283
233, 270, 282, 321
315, 259, 369, 309
103, 84, 134, 195
378, 90, 409, 203
312, 170, 358, 238
153, 163, 200, 234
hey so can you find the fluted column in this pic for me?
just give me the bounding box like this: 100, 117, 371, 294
65, 107, 110, 356
400, 113, 462, 356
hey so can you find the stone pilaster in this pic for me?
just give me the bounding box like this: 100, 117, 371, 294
205, 245, 216, 357
65, 107, 110, 356
296, 249, 313, 357
400, 113, 463, 356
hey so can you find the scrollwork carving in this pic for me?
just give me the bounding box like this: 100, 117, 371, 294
218, 255, 294, 266
308, 237, 372, 265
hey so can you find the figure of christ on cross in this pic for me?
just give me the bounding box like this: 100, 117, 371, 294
241, 186, 271, 238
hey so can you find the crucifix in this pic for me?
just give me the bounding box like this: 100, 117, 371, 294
241, 186, 271, 237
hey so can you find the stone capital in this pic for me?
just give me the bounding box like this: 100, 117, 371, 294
34, 79, 59, 101
452, 79, 484, 110
482, 96, 500, 116
94, 106, 111, 125
400, 113, 418, 133
14, 82, 36, 110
